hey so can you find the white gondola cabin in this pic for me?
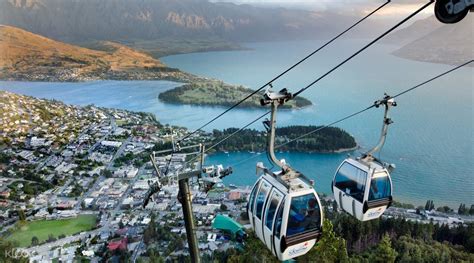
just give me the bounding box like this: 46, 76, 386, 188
332, 157, 393, 221
332, 94, 397, 221
248, 164, 323, 261
246, 88, 323, 260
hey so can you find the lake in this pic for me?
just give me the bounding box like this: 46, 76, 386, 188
1, 39, 472, 207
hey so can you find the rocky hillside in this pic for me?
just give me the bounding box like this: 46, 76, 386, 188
0, 25, 197, 81
392, 16, 473, 66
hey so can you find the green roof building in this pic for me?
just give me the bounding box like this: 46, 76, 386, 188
212, 215, 246, 238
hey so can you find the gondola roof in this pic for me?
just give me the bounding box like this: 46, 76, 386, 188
262, 169, 315, 194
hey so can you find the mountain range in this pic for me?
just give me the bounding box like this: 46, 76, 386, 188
0, 0, 346, 44
0, 0, 471, 69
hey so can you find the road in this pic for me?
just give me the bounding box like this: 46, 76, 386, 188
74, 176, 103, 210
106, 136, 132, 170
0, 177, 38, 191
87, 117, 116, 157
101, 164, 145, 234
23, 225, 102, 256
75, 117, 121, 210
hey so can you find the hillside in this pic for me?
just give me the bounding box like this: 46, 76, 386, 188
391, 16, 473, 66
0, 25, 198, 81
383, 16, 442, 45
0, 90, 105, 147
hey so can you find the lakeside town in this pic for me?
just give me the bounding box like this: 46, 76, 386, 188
1, 90, 473, 262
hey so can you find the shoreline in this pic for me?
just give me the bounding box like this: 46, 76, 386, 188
211, 144, 359, 155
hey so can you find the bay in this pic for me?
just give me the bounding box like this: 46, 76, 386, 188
1, 39, 472, 207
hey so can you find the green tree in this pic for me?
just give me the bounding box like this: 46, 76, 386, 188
220, 204, 228, 211
300, 220, 348, 263
47, 234, 56, 242
102, 169, 112, 178
369, 234, 397, 263
143, 213, 157, 244
18, 210, 26, 221
226, 232, 278, 262
436, 206, 452, 213
425, 200, 435, 211
458, 203, 466, 215
147, 248, 165, 263
31, 236, 39, 246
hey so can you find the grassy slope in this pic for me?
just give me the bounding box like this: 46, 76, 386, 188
6, 215, 97, 247
0, 25, 199, 81
0, 25, 165, 71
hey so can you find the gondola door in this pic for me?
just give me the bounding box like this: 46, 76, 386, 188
248, 181, 260, 230
334, 160, 368, 219
263, 189, 284, 252
254, 180, 271, 241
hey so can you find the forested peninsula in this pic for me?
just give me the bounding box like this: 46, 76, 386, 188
158, 81, 312, 109
210, 125, 357, 153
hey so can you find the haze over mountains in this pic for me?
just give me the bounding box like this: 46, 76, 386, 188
0, 0, 347, 43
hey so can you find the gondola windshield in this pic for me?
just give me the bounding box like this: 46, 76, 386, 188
369, 173, 391, 201
287, 193, 321, 236
334, 162, 368, 202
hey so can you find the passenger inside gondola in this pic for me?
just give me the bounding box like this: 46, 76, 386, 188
301, 198, 321, 230
287, 194, 320, 236
369, 175, 391, 201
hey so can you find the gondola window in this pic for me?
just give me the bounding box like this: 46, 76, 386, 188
334, 162, 367, 202
256, 181, 270, 219
249, 184, 258, 214
265, 191, 281, 229
286, 194, 321, 236
274, 199, 285, 237
369, 174, 391, 201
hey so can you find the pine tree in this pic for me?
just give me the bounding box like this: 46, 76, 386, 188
299, 220, 349, 263
18, 210, 26, 221
458, 203, 466, 215
425, 200, 430, 210
369, 234, 397, 263
31, 236, 39, 246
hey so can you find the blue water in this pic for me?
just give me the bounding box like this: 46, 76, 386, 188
1, 39, 472, 207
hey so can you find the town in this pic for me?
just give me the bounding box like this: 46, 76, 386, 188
1, 90, 473, 262
0, 90, 252, 262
